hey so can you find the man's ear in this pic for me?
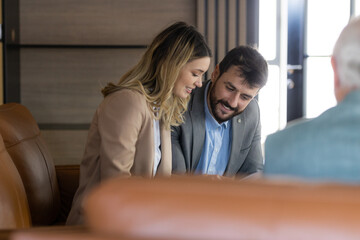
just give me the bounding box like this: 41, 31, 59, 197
331, 56, 340, 89
211, 65, 220, 83
331, 55, 344, 103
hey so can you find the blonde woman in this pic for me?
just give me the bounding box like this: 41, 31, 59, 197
67, 22, 212, 225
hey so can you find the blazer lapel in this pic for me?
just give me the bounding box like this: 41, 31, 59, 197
190, 83, 207, 171
224, 113, 246, 176
156, 121, 171, 176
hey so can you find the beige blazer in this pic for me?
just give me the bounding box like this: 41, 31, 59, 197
66, 89, 171, 225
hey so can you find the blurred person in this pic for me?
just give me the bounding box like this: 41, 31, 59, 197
172, 46, 268, 177
67, 21, 212, 225
264, 16, 360, 183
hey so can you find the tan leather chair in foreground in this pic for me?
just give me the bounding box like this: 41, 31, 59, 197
0, 103, 79, 226
0, 133, 31, 230
0, 121, 84, 240
83, 176, 360, 240
10, 230, 157, 240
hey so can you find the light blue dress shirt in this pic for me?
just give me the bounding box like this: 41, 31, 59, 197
195, 82, 232, 175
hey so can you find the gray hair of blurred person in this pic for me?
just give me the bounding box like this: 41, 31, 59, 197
332, 16, 360, 89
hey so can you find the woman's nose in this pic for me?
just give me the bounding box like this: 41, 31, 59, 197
194, 80, 203, 88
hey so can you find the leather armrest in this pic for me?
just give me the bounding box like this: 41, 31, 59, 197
84, 176, 360, 240
9, 226, 144, 240
1, 226, 86, 240
0, 229, 15, 240
55, 165, 80, 224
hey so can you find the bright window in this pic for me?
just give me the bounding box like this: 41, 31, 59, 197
356, 0, 360, 15
259, 0, 277, 61
305, 0, 351, 118
259, 0, 359, 141
258, 0, 286, 144
258, 65, 281, 137
305, 57, 336, 118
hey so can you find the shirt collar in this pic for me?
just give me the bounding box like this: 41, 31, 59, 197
204, 81, 230, 129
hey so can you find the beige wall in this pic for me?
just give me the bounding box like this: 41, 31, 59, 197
19, 0, 197, 165
18, 0, 248, 165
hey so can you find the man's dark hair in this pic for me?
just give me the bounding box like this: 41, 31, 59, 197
218, 46, 268, 88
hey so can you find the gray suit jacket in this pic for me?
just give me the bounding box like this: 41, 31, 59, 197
171, 81, 263, 177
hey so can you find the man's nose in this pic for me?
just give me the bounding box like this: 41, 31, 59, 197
227, 94, 238, 108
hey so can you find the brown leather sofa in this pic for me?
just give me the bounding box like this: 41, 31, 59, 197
0, 103, 80, 226
7, 175, 360, 240
0, 133, 31, 229
10, 229, 147, 240
83, 176, 360, 240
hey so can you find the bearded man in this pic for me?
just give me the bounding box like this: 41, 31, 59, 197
171, 46, 268, 177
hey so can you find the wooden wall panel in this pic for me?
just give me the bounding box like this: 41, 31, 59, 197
207, 0, 216, 74
196, 0, 247, 74
217, 0, 226, 63
19, 0, 196, 45
228, 0, 237, 52
239, 0, 247, 45
0, 0, 3, 104
41, 130, 88, 165
18, 0, 198, 165
16, 0, 252, 165
0, 43, 3, 104
20, 48, 144, 124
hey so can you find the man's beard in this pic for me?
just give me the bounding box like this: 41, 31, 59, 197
208, 83, 240, 123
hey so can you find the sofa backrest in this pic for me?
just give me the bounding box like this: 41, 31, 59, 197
0, 133, 31, 229
0, 103, 60, 226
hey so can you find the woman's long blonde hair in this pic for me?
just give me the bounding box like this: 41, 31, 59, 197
101, 22, 211, 130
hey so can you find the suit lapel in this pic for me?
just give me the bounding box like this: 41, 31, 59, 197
190, 82, 207, 171
225, 113, 246, 176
